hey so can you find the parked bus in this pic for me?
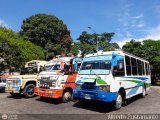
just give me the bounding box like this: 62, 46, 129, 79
5, 60, 48, 97
73, 51, 151, 109
34, 57, 82, 102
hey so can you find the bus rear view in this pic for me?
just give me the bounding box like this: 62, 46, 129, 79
73, 51, 151, 110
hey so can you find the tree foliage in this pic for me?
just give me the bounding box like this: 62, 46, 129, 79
72, 31, 119, 56
0, 27, 45, 72
20, 14, 72, 60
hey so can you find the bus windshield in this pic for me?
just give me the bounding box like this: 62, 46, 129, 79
79, 55, 112, 75
21, 67, 39, 75
51, 64, 60, 71
45, 65, 54, 71
79, 60, 111, 75
45, 64, 60, 71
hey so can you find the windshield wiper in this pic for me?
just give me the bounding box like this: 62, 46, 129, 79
90, 69, 101, 80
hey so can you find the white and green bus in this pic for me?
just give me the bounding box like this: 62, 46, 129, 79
73, 51, 151, 109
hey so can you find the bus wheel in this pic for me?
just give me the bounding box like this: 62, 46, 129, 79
62, 91, 72, 103
23, 84, 35, 98
141, 85, 146, 98
114, 93, 123, 110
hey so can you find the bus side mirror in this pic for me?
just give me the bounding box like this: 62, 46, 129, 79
118, 61, 124, 70
112, 60, 124, 77
112, 52, 124, 76
112, 52, 124, 67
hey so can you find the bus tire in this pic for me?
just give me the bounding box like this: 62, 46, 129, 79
62, 91, 72, 103
114, 93, 123, 110
141, 85, 146, 98
23, 84, 35, 98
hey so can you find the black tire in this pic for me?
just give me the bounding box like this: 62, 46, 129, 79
114, 93, 123, 110
23, 84, 35, 98
62, 91, 73, 103
141, 85, 146, 98
10, 93, 20, 97
0, 88, 5, 93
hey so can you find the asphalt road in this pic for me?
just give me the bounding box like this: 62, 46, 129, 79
0, 86, 160, 120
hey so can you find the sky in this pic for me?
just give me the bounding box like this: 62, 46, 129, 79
0, 0, 160, 47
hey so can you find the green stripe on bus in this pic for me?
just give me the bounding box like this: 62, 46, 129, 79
120, 80, 141, 84
96, 79, 107, 84
120, 80, 151, 88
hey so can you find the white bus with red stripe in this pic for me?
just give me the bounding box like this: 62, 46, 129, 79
34, 57, 82, 102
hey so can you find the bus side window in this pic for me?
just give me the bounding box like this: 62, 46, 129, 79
113, 60, 125, 76
137, 60, 142, 75
125, 55, 131, 75
131, 57, 137, 75
40, 66, 45, 72
64, 64, 72, 75
145, 62, 149, 75
142, 61, 145, 75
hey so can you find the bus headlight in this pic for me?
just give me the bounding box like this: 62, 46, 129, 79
99, 85, 110, 92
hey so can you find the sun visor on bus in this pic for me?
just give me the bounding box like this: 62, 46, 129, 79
81, 78, 95, 83
112, 52, 124, 66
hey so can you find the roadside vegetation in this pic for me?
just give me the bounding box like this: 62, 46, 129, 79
0, 13, 160, 78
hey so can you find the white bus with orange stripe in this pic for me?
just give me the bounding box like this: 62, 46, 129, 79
34, 57, 82, 102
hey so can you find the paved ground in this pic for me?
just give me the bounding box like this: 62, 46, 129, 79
0, 86, 160, 120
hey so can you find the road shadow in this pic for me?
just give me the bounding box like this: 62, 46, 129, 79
125, 94, 148, 105
6, 93, 25, 99
35, 97, 63, 105
6, 93, 43, 99
73, 100, 114, 113
73, 94, 146, 113
0, 89, 5, 93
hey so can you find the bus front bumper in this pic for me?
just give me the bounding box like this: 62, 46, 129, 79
34, 87, 63, 99
73, 89, 117, 102
5, 86, 20, 93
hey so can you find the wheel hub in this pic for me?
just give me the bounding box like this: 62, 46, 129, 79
64, 92, 71, 100
116, 94, 122, 109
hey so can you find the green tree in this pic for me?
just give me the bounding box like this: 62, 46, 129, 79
20, 14, 72, 60
73, 31, 119, 56
122, 40, 144, 57
122, 39, 160, 64
0, 27, 45, 72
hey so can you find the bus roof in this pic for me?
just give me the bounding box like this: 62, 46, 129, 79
45, 57, 74, 66
85, 51, 149, 63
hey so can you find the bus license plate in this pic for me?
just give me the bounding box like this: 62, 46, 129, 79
85, 94, 91, 100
